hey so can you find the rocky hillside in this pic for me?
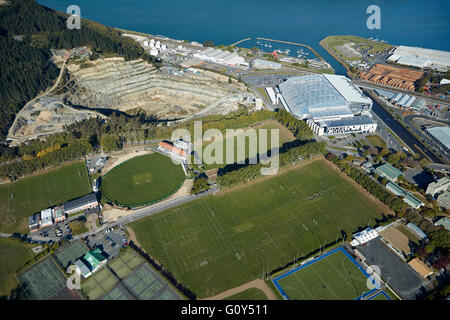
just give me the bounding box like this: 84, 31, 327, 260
65, 58, 247, 119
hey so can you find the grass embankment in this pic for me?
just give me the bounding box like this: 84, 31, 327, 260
0, 162, 91, 233
366, 135, 387, 150
198, 120, 295, 170
131, 159, 384, 298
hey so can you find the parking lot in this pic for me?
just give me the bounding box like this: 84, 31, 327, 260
357, 238, 428, 300
86, 226, 128, 259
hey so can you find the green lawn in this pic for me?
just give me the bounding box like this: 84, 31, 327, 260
366, 135, 387, 150
199, 121, 295, 170
0, 162, 91, 233
68, 219, 89, 236
224, 288, 268, 300
275, 249, 369, 300
0, 238, 33, 298
101, 153, 185, 206
131, 159, 384, 298
322, 35, 392, 56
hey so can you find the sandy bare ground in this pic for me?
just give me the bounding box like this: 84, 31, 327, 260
202, 279, 277, 300
126, 226, 141, 247
102, 149, 153, 174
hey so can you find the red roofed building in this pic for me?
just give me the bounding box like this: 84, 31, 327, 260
158, 141, 187, 162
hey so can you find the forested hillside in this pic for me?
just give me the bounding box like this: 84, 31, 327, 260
0, 0, 160, 141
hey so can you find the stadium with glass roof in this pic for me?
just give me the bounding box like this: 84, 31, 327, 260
277, 74, 377, 136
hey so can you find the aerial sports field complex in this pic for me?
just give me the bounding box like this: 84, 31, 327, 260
131, 158, 387, 298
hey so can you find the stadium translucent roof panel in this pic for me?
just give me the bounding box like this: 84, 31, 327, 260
278, 74, 348, 118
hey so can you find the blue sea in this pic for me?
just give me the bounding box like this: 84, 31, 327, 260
39, 0, 450, 75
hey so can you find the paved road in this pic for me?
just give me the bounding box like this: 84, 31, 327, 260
73, 185, 219, 240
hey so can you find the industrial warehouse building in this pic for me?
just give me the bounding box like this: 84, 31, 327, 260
437, 191, 450, 210
64, 193, 99, 215
425, 126, 450, 154
385, 181, 424, 209
374, 163, 404, 182
193, 47, 248, 66
426, 177, 450, 197
251, 59, 281, 70
277, 74, 376, 136
387, 46, 450, 71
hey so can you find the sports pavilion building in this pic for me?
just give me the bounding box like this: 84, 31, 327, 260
277, 74, 377, 136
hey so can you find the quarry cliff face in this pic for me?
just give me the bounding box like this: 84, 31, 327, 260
65, 57, 248, 119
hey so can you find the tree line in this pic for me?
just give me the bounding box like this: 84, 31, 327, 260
216, 110, 326, 189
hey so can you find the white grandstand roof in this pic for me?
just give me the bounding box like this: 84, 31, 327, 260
308, 106, 354, 120
323, 74, 372, 106
321, 115, 376, 128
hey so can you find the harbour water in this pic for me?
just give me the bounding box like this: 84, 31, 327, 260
39, 0, 450, 76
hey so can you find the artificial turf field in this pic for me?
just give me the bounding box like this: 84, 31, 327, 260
101, 153, 185, 206
273, 247, 372, 300
0, 162, 91, 233
131, 158, 385, 298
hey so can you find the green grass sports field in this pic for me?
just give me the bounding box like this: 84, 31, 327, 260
275, 249, 369, 300
101, 153, 185, 206
131, 159, 385, 298
0, 162, 91, 233
0, 238, 33, 298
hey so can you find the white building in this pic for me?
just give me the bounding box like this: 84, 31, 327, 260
193, 47, 248, 66
437, 191, 450, 210
265, 87, 278, 105
425, 126, 450, 154
426, 177, 450, 196
351, 227, 378, 246
387, 46, 450, 71
39, 209, 53, 228
251, 59, 281, 70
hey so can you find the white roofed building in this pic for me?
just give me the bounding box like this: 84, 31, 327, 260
351, 228, 378, 246
40, 209, 53, 228
387, 46, 450, 71
193, 48, 248, 66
